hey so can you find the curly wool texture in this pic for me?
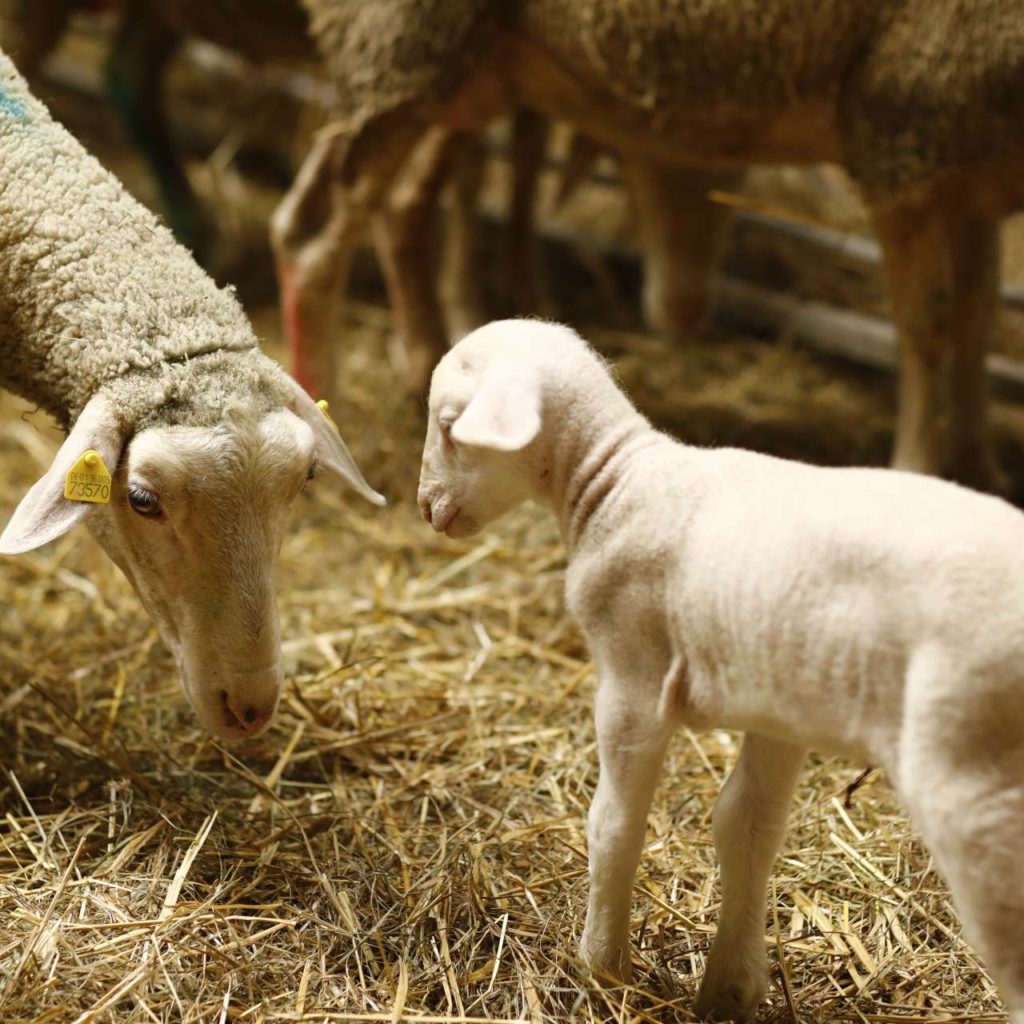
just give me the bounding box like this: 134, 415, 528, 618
522, 0, 1024, 199
521, 0, 875, 116
839, 0, 1024, 199
301, 0, 499, 134
305, 0, 1024, 204
0, 50, 288, 431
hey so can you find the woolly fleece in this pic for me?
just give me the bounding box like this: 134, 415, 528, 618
307, 0, 1024, 203
0, 49, 289, 431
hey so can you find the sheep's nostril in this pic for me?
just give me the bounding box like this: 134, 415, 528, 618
421, 501, 433, 525
222, 690, 273, 734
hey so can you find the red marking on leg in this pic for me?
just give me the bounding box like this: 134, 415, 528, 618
277, 261, 314, 395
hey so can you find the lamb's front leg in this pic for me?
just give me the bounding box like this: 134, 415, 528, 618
581, 684, 671, 982
695, 734, 805, 1023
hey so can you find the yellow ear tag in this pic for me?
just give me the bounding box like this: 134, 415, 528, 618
316, 399, 338, 432
64, 449, 112, 504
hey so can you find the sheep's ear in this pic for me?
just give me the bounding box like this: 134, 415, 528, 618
283, 376, 386, 507
0, 394, 125, 555
452, 364, 542, 452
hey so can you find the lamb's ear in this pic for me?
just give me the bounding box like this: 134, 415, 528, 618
283, 376, 386, 507
451, 364, 541, 452
0, 394, 125, 555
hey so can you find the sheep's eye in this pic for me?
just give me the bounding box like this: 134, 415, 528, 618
128, 485, 162, 517
306, 462, 318, 482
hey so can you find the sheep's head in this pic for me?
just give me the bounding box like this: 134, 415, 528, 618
0, 384, 383, 741
418, 321, 549, 539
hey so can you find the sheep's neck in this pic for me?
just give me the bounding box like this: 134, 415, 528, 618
538, 385, 650, 552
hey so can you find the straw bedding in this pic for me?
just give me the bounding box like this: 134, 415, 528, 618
2, 24, 1022, 1019
0, 295, 1013, 1022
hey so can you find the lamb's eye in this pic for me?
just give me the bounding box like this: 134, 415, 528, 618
306, 462, 318, 482
128, 485, 162, 517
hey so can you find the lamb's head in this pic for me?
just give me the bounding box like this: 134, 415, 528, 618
0, 384, 383, 741
418, 320, 584, 537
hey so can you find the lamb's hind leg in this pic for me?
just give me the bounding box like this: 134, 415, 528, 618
898, 651, 1024, 1021
695, 734, 805, 1024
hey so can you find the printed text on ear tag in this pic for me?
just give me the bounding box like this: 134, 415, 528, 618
317, 399, 338, 431
64, 449, 112, 504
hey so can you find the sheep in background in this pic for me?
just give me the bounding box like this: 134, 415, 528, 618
0, 0, 314, 258
418, 318, 1024, 1023
0, 0, 556, 402
283, 0, 1024, 493
0, 50, 383, 740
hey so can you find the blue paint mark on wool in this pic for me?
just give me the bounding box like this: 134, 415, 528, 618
0, 86, 28, 123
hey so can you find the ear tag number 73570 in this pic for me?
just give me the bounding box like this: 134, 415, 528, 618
64, 449, 112, 504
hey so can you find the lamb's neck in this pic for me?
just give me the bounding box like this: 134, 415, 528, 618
539, 383, 652, 552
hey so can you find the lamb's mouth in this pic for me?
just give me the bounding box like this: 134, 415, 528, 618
442, 509, 461, 536
431, 503, 459, 534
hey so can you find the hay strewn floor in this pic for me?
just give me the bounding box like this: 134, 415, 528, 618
0, 299, 1010, 1023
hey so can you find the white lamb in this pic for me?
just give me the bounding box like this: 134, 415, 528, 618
418, 318, 1024, 1023
0, 51, 383, 741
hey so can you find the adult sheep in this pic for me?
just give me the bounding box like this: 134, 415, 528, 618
0, 0, 555, 402
277, 0, 1024, 492
0, 50, 383, 740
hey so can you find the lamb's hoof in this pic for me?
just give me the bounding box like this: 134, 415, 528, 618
694, 984, 759, 1023
694, 959, 766, 1023
580, 935, 632, 986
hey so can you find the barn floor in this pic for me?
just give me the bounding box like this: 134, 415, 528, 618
0, 28, 1019, 1024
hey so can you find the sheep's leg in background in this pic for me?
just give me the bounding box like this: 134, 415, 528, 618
0, 0, 75, 75
271, 114, 427, 407
104, 7, 210, 258
375, 125, 471, 397
580, 680, 671, 982
505, 108, 548, 316
947, 210, 1002, 491
898, 652, 1024, 1022
620, 158, 741, 338
271, 132, 338, 400
440, 131, 488, 341
695, 734, 805, 1024
872, 204, 953, 479
875, 199, 1005, 491
438, 110, 548, 348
